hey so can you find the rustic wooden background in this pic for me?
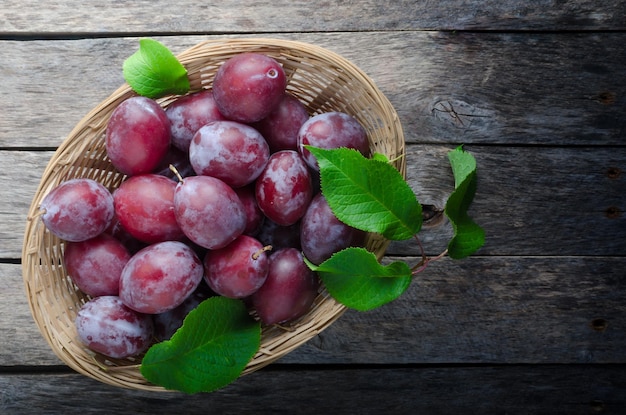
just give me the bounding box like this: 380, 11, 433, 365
1, 1, 625, 413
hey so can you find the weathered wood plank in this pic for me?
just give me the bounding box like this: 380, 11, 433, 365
0, 151, 48, 259
6, 256, 626, 367
1, 365, 625, 415
400, 145, 626, 257
1, 32, 624, 148
4, 145, 624, 258
2, 0, 625, 33
0, 264, 63, 366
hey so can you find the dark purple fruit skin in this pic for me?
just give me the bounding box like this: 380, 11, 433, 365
105, 96, 171, 176
174, 175, 247, 250
189, 120, 270, 188
254, 150, 313, 226
300, 193, 366, 265
235, 185, 265, 236
113, 174, 185, 244
118, 241, 204, 315
252, 93, 309, 152
250, 248, 320, 325
64, 233, 131, 297
152, 145, 196, 180
213, 53, 287, 123
203, 235, 269, 299
75, 296, 154, 359
297, 111, 369, 171
40, 178, 115, 242
165, 89, 226, 152
254, 218, 301, 253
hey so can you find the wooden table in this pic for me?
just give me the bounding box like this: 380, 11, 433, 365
2, 1, 625, 413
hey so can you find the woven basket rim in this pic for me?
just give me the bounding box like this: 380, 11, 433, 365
21, 37, 405, 392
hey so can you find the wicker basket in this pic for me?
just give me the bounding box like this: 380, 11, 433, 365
22, 38, 406, 391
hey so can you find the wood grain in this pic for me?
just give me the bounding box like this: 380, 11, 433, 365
1, 32, 624, 149
0, 264, 63, 366
2, 0, 625, 33
0, 151, 49, 259
400, 145, 626, 257
1, 365, 625, 414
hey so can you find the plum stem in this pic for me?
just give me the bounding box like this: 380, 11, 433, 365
169, 164, 184, 183
252, 245, 273, 260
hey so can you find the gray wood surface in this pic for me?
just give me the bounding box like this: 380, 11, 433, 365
2, 0, 625, 413
2, 32, 625, 149
2, 0, 625, 32
2, 365, 624, 415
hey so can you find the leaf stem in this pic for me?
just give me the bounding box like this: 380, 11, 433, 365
410, 233, 448, 275
387, 153, 405, 164
411, 234, 427, 269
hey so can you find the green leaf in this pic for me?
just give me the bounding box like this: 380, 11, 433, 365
448, 145, 477, 188
306, 146, 422, 240
371, 152, 390, 163
123, 38, 190, 98
140, 297, 260, 394
306, 247, 413, 311
445, 146, 485, 259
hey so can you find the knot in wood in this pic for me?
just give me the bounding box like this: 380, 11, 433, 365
430, 98, 492, 130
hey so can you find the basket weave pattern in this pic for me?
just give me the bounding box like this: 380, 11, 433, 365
22, 38, 405, 391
